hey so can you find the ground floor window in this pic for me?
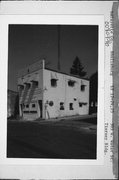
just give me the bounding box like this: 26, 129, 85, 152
23, 111, 29, 113
32, 103, 36, 108
60, 102, 64, 110
29, 111, 37, 113
26, 104, 29, 108
69, 103, 73, 110
79, 103, 83, 107
79, 102, 87, 107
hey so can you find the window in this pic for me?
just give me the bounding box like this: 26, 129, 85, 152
51, 79, 57, 87
35, 81, 38, 87
31, 80, 38, 88
79, 102, 87, 107
32, 104, 36, 108
23, 111, 29, 113
79, 103, 82, 107
68, 80, 75, 87
49, 101, 54, 106
60, 102, 64, 110
69, 103, 73, 110
26, 104, 29, 108
29, 111, 37, 113
83, 102, 87, 105
18, 85, 24, 90
81, 84, 86, 91
27, 84, 31, 89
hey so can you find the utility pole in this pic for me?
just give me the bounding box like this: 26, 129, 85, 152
57, 25, 61, 71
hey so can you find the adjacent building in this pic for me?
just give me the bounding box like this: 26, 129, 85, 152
18, 60, 89, 120
7, 89, 18, 118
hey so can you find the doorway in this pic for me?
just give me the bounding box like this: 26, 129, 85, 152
38, 100, 42, 118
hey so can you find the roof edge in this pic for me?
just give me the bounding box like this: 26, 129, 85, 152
45, 67, 89, 81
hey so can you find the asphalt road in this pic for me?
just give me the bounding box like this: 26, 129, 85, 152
7, 117, 97, 159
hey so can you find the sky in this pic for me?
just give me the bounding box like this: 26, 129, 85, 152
8, 25, 98, 91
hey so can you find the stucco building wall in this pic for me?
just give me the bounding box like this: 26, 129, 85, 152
17, 60, 89, 120
43, 69, 89, 119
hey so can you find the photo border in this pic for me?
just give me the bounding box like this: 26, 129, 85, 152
0, 14, 104, 165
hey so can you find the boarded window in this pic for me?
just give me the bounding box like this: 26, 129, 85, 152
51, 79, 57, 87
69, 103, 73, 110
60, 102, 64, 110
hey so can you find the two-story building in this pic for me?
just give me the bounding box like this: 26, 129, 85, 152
18, 60, 89, 120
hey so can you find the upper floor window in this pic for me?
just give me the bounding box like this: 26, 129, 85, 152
51, 79, 57, 87
18, 85, 24, 90
31, 81, 38, 88
25, 83, 30, 89
81, 84, 86, 91
68, 80, 75, 87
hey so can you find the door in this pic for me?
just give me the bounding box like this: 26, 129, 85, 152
38, 100, 42, 118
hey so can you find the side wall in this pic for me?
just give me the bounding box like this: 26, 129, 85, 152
43, 69, 89, 119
